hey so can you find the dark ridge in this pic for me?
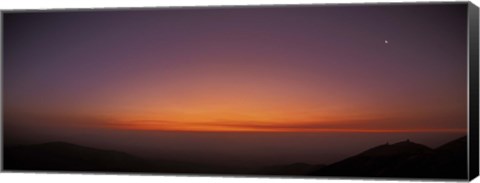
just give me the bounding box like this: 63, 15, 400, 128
311, 137, 467, 179
3, 136, 468, 179
310, 136, 468, 180
426, 136, 468, 179
252, 162, 325, 175
3, 141, 220, 173
4, 141, 150, 172
359, 140, 432, 157
435, 136, 466, 152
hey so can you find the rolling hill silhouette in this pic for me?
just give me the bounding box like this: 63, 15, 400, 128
3, 142, 224, 173
252, 162, 325, 175
3, 136, 467, 179
4, 142, 149, 172
310, 136, 467, 179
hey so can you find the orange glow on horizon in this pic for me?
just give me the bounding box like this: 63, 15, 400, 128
100, 119, 467, 133
4, 7, 468, 143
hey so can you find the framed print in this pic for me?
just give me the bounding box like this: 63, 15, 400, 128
2, 1, 479, 181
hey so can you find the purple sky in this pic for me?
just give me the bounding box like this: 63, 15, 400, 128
3, 3, 468, 165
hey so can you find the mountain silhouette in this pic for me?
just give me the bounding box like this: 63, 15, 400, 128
310, 136, 467, 179
358, 140, 431, 157
4, 141, 224, 173
4, 141, 150, 172
252, 162, 325, 175
3, 136, 468, 179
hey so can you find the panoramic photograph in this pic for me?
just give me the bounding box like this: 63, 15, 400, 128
3, 3, 469, 180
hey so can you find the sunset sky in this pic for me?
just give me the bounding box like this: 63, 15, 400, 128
4, 3, 467, 149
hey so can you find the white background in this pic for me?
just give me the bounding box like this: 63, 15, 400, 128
0, 0, 479, 183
